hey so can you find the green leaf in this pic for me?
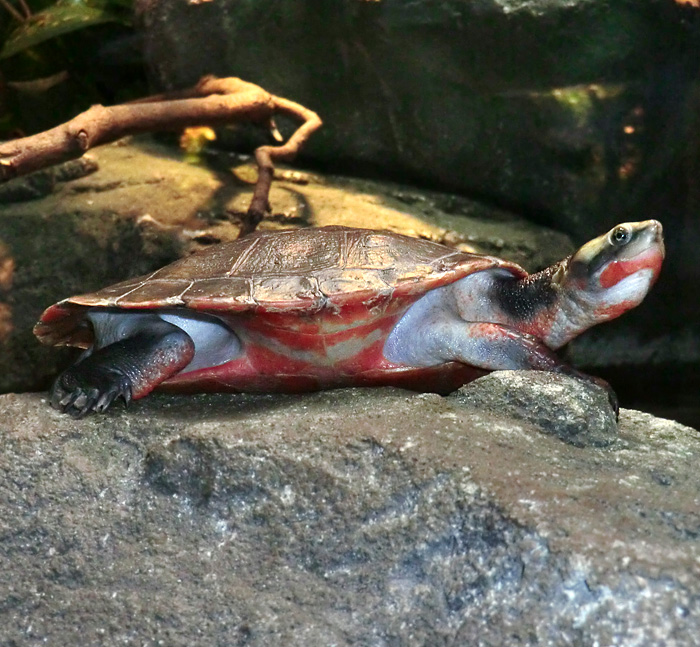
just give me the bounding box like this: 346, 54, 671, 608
0, 1, 126, 60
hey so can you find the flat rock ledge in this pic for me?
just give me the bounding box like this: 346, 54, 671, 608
1, 382, 699, 646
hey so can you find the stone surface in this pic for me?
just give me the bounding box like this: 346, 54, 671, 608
455, 371, 618, 447
1, 387, 699, 646
0, 138, 571, 395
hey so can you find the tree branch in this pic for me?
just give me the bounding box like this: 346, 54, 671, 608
0, 75, 322, 234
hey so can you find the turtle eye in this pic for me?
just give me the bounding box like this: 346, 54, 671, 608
609, 226, 631, 246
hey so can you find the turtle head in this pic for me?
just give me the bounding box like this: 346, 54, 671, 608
563, 219, 664, 321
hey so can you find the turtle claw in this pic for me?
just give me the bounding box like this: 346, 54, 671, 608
94, 375, 132, 413
50, 365, 133, 418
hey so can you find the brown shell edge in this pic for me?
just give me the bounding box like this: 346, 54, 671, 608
34, 252, 525, 349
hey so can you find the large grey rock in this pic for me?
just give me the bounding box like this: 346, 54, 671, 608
1, 387, 699, 646
0, 138, 571, 395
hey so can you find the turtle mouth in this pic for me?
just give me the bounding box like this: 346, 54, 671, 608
569, 220, 665, 285
634, 219, 664, 257
612, 220, 664, 274
612, 220, 664, 262
598, 245, 665, 290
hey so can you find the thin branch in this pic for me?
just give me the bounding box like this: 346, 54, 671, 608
0, 75, 322, 234
17, 0, 30, 20
248, 96, 323, 230
0, 0, 26, 23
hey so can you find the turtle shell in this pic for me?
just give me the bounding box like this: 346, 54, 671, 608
35, 226, 525, 348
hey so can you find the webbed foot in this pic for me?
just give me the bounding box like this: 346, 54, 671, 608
48, 319, 195, 418
50, 363, 132, 419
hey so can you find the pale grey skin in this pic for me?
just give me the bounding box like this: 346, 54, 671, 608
50, 221, 664, 418
385, 224, 662, 372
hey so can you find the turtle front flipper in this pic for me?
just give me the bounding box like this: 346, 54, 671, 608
385, 313, 619, 417
51, 320, 195, 418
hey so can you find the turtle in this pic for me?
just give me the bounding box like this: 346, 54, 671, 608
35, 220, 664, 418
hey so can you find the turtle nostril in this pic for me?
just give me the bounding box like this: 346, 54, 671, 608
642, 220, 663, 245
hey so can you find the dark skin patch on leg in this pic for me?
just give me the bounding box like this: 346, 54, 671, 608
51, 320, 195, 418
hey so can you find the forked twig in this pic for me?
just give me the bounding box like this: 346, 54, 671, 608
0, 0, 28, 23
0, 75, 322, 234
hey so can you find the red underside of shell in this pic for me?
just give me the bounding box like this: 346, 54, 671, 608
160, 356, 487, 396
159, 305, 486, 395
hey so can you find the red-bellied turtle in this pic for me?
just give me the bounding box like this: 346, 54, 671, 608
35, 221, 664, 418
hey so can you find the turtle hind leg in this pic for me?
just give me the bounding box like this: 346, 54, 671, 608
51, 320, 195, 418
